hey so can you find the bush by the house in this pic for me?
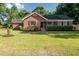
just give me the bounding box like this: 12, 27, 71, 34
47, 26, 73, 31
23, 26, 38, 31
19, 25, 23, 30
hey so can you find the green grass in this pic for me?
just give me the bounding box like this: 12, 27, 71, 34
0, 29, 79, 56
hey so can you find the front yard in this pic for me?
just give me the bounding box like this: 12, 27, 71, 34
0, 29, 79, 56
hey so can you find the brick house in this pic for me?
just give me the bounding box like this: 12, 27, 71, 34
12, 12, 74, 30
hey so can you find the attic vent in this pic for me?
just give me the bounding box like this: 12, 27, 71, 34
32, 13, 37, 16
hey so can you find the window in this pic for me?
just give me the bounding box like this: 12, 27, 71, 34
67, 21, 69, 26
48, 22, 52, 25
61, 21, 63, 26
28, 21, 36, 26
67, 21, 72, 26
61, 21, 68, 26
63, 21, 67, 26
58, 21, 62, 26
53, 21, 58, 26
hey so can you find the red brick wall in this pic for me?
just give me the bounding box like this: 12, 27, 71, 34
23, 15, 44, 29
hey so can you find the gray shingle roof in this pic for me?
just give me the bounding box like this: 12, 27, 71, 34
43, 14, 73, 20
12, 19, 22, 23
12, 14, 74, 23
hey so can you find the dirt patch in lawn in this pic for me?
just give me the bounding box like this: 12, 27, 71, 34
0, 48, 65, 56
0, 34, 14, 37
0, 47, 79, 56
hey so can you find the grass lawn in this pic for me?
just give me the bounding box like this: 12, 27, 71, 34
0, 29, 79, 56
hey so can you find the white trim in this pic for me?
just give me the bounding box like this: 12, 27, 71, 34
22, 12, 74, 22
28, 21, 36, 26
22, 12, 48, 21
46, 19, 74, 21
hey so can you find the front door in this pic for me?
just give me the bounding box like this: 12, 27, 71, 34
40, 22, 46, 29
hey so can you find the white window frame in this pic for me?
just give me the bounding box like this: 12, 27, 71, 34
28, 21, 36, 26
63, 21, 67, 26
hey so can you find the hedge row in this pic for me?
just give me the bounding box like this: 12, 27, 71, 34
23, 26, 38, 31
47, 26, 73, 31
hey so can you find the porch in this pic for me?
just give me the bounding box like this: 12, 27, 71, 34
39, 20, 73, 31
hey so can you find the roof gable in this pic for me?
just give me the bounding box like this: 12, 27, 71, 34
22, 12, 48, 21
12, 13, 74, 23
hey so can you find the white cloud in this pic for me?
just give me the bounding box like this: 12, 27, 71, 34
6, 3, 13, 9
5, 3, 24, 10
14, 3, 24, 10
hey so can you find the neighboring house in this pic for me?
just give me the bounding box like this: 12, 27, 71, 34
0, 24, 4, 28
12, 12, 74, 30
12, 19, 22, 29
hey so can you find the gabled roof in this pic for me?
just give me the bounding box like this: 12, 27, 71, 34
12, 13, 74, 24
43, 14, 73, 20
12, 19, 22, 23
22, 12, 48, 21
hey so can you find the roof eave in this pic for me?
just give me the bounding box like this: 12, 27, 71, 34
22, 12, 48, 21
46, 19, 74, 21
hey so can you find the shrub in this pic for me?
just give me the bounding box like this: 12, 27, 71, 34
23, 26, 38, 31
19, 26, 23, 30
47, 26, 73, 31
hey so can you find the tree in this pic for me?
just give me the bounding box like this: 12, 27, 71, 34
11, 5, 19, 19
0, 4, 7, 26
0, 4, 6, 14
0, 3, 30, 36
48, 11, 56, 15
55, 3, 79, 23
0, 14, 5, 25
5, 9, 12, 36
18, 10, 30, 18
32, 6, 49, 15
0, 3, 13, 36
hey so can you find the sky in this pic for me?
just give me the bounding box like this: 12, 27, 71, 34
6, 3, 59, 11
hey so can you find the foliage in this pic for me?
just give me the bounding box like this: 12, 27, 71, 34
0, 4, 6, 14
10, 5, 19, 19
48, 11, 56, 15
0, 3, 30, 20
47, 26, 73, 31
23, 26, 38, 31
0, 3, 30, 35
18, 10, 30, 18
55, 3, 79, 23
0, 3, 12, 35
32, 6, 49, 15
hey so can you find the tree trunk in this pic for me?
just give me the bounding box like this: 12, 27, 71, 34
7, 27, 10, 35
